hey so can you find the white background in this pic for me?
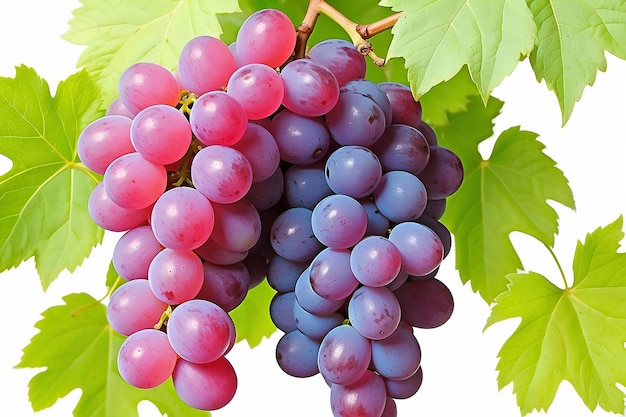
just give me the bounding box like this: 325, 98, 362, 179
1, 1, 625, 416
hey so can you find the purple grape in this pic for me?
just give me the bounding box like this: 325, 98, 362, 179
276, 329, 321, 378
394, 278, 454, 329
348, 286, 401, 340
318, 324, 371, 385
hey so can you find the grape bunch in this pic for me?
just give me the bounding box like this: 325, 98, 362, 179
77, 6, 462, 416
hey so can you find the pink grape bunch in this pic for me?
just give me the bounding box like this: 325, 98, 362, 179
76, 5, 463, 416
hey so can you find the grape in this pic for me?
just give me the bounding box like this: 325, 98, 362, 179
308, 39, 366, 86
270, 109, 331, 165
210, 199, 261, 252
77, 115, 134, 174
324, 146, 382, 199
281, 59, 340, 117
227, 63, 284, 120
148, 249, 204, 304
88, 182, 151, 232
232, 123, 280, 183
386, 269, 409, 292
378, 82, 423, 128
418, 121, 438, 146
381, 396, 398, 417
326, 91, 386, 147
309, 248, 359, 301
106, 279, 168, 336
294, 267, 345, 315
178, 35, 236, 95
267, 255, 309, 293
373, 170, 428, 222
350, 236, 402, 287
270, 207, 324, 262
236, 9, 296, 68
348, 286, 401, 340
242, 253, 267, 288
196, 261, 251, 312
370, 124, 430, 175
330, 370, 387, 417
384, 367, 423, 399
418, 215, 452, 258
172, 357, 238, 411
112, 225, 163, 280
417, 146, 464, 199
194, 237, 248, 265
191, 145, 253, 204
245, 166, 284, 210
394, 278, 454, 328
423, 197, 446, 220
106, 98, 135, 119
388, 221, 443, 276
370, 321, 421, 381
118, 62, 180, 115
117, 329, 177, 389
167, 299, 234, 364
293, 301, 344, 340
130, 104, 191, 165
318, 324, 371, 385
311, 194, 367, 249
103, 152, 167, 210
189, 91, 247, 146
360, 197, 391, 237
270, 291, 298, 333
275, 329, 321, 378
150, 187, 215, 250
341, 79, 393, 126
283, 161, 333, 209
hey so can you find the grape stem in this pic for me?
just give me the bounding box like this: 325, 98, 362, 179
295, 0, 400, 66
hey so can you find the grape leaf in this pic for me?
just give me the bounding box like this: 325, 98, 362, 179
485, 217, 626, 415
527, 0, 626, 125
439, 96, 575, 303
0, 66, 103, 289
63, 0, 240, 105
420, 67, 479, 127
16, 293, 208, 417
230, 278, 276, 348
380, 0, 537, 102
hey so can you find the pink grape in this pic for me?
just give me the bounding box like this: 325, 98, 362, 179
166, 299, 234, 364
103, 152, 167, 210
189, 91, 247, 146
227, 63, 284, 120
172, 357, 237, 411
130, 104, 192, 165
117, 329, 177, 389
190, 145, 253, 204
118, 62, 180, 115
88, 182, 150, 232
308, 39, 367, 86
209, 199, 261, 253
196, 261, 251, 312
194, 237, 248, 265
232, 123, 280, 183
106, 98, 135, 118
280, 59, 340, 117
148, 249, 204, 304
150, 187, 215, 250
77, 115, 134, 174
236, 9, 296, 68
106, 279, 168, 336
112, 225, 163, 280
178, 35, 236, 95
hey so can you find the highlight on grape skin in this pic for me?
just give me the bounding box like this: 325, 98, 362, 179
75, 6, 464, 415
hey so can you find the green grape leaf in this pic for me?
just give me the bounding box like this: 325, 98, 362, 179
0, 66, 103, 289
380, 0, 537, 102
419, 67, 479, 127
63, 0, 240, 105
16, 292, 208, 417
439, 96, 575, 303
230, 279, 276, 348
486, 217, 626, 415
527, 0, 626, 125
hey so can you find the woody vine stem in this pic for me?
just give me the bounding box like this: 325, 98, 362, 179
294, 0, 401, 66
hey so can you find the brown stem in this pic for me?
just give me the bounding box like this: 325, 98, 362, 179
356, 12, 401, 39
294, 0, 400, 67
